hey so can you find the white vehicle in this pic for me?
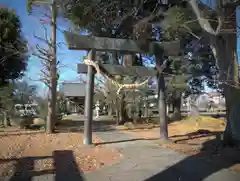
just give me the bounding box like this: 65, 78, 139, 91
14, 104, 38, 116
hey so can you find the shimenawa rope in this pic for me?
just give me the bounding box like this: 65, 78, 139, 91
83, 58, 166, 94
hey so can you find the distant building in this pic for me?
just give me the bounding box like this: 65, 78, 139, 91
59, 82, 87, 113
207, 92, 225, 105
183, 92, 225, 111
195, 92, 225, 105
60, 82, 86, 98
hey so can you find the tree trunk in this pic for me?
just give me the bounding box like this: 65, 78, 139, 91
119, 97, 123, 124
46, 82, 57, 133
144, 98, 148, 117
156, 50, 168, 140
166, 104, 169, 116
188, 0, 240, 145
115, 98, 120, 124
223, 39, 240, 145
157, 74, 168, 140
3, 112, 7, 127
136, 102, 141, 119
117, 53, 134, 125
221, 32, 239, 145
108, 102, 113, 116
3, 111, 10, 127
46, 1, 57, 134
118, 93, 127, 125
209, 8, 239, 145
128, 104, 133, 120
46, 94, 52, 132
172, 96, 182, 120
223, 88, 240, 146
118, 98, 124, 124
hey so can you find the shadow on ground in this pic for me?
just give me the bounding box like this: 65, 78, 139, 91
55, 119, 117, 133
95, 129, 221, 147
94, 137, 159, 146
144, 131, 240, 181
1, 150, 85, 181
0, 130, 45, 137
170, 129, 220, 143
0, 118, 118, 137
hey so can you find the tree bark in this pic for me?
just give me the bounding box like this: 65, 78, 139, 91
189, 0, 240, 145
46, 1, 57, 134
223, 88, 240, 146
3, 112, 7, 127
115, 98, 120, 124
119, 95, 123, 124
211, 32, 240, 145
117, 53, 134, 124
118, 93, 128, 125
172, 96, 182, 120
46, 92, 52, 132
166, 104, 169, 116
144, 98, 148, 117
157, 74, 168, 139
210, 29, 240, 145
3, 111, 10, 127
107, 102, 113, 116
156, 49, 168, 140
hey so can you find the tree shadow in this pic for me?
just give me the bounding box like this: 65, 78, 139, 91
53, 150, 85, 181
95, 129, 221, 147
56, 119, 117, 133
4, 150, 85, 181
144, 133, 240, 181
0, 119, 117, 136
0, 130, 45, 137
94, 137, 159, 146
170, 129, 220, 143
8, 156, 53, 181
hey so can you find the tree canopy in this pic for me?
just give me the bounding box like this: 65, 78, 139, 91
0, 8, 28, 86
61, 0, 219, 114
13, 81, 37, 104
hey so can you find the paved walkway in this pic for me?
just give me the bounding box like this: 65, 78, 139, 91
84, 130, 240, 181
2, 129, 240, 181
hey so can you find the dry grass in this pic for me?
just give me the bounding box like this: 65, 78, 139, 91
0, 132, 122, 177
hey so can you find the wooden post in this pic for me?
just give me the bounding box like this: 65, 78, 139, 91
83, 50, 96, 145
155, 47, 168, 140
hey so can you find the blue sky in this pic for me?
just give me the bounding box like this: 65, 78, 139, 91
1, 0, 87, 95
1, 0, 240, 95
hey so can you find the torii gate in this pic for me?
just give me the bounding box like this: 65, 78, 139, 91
64, 31, 182, 145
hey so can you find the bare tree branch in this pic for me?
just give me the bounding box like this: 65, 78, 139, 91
34, 33, 52, 47
188, 0, 222, 35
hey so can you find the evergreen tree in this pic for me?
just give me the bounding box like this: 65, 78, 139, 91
0, 8, 28, 86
